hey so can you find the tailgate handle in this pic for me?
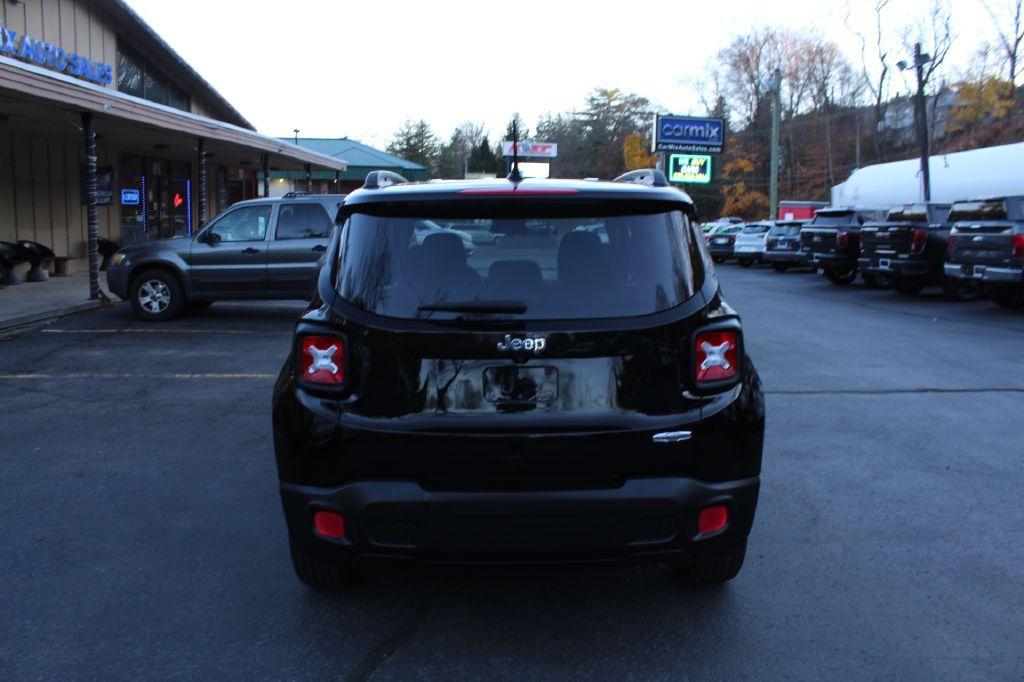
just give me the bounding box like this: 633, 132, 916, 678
652, 431, 692, 444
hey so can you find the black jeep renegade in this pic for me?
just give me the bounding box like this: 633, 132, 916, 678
272, 169, 765, 588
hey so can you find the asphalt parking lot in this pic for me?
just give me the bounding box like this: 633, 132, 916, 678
1, 265, 1022, 680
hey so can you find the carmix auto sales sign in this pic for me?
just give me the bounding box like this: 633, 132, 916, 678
653, 115, 725, 154
0, 22, 114, 85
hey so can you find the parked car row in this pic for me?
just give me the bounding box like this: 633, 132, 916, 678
703, 196, 1024, 309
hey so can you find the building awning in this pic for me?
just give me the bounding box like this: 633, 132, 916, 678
0, 56, 346, 172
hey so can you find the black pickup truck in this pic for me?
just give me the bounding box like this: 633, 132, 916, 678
858, 202, 978, 299
945, 196, 1024, 309
800, 207, 888, 286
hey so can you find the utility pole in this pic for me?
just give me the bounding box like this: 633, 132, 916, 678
899, 43, 932, 201
855, 115, 861, 169
769, 68, 781, 220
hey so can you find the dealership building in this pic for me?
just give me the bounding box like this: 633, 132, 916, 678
0, 0, 346, 284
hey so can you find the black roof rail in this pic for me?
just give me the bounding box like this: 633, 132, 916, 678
613, 169, 670, 187
363, 170, 409, 190
282, 191, 310, 198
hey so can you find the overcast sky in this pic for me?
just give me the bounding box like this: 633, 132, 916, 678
128, 0, 994, 148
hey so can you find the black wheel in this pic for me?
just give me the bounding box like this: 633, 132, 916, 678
893, 277, 926, 295
289, 541, 356, 590
862, 272, 892, 289
772, 262, 789, 272
738, 259, 753, 268
942, 278, 982, 302
129, 269, 185, 321
713, 256, 726, 264
989, 284, 1024, 309
824, 267, 856, 285
675, 540, 747, 586
188, 299, 215, 309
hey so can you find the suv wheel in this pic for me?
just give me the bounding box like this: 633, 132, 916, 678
129, 269, 185, 322
772, 262, 789, 272
738, 258, 753, 268
289, 541, 356, 590
675, 540, 747, 586
989, 284, 1024, 309
893, 277, 926, 295
825, 267, 856, 285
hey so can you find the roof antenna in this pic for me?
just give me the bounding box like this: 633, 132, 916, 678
507, 118, 523, 183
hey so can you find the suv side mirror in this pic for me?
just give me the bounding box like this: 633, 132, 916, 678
199, 230, 220, 246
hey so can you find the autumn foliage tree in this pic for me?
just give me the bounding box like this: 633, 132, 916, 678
622, 133, 658, 171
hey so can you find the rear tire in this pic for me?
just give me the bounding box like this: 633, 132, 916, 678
893, 277, 926, 295
989, 284, 1024, 309
129, 269, 185, 322
675, 540, 747, 586
738, 259, 753, 268
825, 267, 856, 285
772, 262, 789, 272
862, 272, 892, 289
713, 256, 726, 264
289, 541, 356, 590
942, 278, 982, 302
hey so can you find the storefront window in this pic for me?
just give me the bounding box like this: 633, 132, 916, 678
116, 45, 190, 112
120, 154, 193, 243
117, 50, 143, 98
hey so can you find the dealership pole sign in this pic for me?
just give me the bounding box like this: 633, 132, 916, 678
652, 115, 724, 154
501, 141, 558, 158
0, 22, 114, 85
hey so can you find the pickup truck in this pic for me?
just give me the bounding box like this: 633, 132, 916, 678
945, 196, 1024, 308
858, 202, 978, 299
799, 207, 888, 286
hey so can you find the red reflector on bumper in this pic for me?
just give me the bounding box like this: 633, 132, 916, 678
314, 511, 346, 539
698, 505, 729, 534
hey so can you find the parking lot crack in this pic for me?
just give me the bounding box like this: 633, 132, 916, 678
345, 579, 447, 682
767, 387, 1024, 395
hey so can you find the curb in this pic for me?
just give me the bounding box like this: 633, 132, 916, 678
0, 299, 120, 334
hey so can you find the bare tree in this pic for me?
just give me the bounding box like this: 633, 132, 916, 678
981, 0, 1024, 85
848, 0, 893, 161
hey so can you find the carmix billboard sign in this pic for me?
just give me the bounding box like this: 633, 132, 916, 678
653, 115, 725, 154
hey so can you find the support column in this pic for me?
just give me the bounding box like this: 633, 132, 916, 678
197, 138, 208, 227
262, 154, 270, 197
304, 164, 312, 194
82, 112, 105, 301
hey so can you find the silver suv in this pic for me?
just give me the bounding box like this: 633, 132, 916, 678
107, 194, 344, 321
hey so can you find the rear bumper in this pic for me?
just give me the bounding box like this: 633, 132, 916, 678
944, 263, 1024, 282
708, 246, 734, 258
734, 249, 764, 261
810, 252, 848, 268
282, 475, 759, 566
859, 257, 929, 277
764, 249, 802, 263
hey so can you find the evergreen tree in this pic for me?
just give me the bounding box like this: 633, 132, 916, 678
386, 119, 440, 175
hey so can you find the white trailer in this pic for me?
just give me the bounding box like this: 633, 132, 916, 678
831, 141, 1024, 206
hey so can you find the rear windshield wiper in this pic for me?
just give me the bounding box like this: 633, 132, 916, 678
417, 300, 528, 315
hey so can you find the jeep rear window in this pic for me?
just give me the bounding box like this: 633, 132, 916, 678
949, 200, 1008, 221
337, 210, 696, 320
